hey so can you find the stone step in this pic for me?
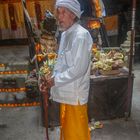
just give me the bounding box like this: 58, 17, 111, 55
0, 61, 29, 72
0, 90, 40, 104
0, 91, 39, 101
0, 62, 38, 104
0, 45, 40, 106
0, 72, 40, 105
0, 92, 26, 102
0, 76, 27, 88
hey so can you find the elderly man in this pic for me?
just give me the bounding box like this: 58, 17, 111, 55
42, 0, 93, 139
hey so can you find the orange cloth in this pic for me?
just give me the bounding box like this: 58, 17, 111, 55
104, 15, 118, 31
92, 0, 102, 17
60, 103, 90, 140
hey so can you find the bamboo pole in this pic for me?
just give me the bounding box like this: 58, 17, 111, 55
21, 0, 49, 138
125, 0, 136, 120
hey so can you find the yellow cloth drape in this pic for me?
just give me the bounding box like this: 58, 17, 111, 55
14, 3, 24, 28
60, 103, 90, 140
0, 4, 10, 29
0, 0, 55, 39
26, 2, 36, 18
26, 0, 55, 19
0, 0, 55, 29
0, 3, 24, 29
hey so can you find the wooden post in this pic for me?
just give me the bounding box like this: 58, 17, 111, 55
125, 0, 136, 120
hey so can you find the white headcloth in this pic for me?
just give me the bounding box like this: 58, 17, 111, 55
55, 0, 82, 19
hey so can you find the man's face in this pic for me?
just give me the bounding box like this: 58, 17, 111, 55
56, 7, 76, 31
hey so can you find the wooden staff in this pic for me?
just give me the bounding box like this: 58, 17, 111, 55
43, 92, 49, 140
40, 82, 49, 140
125, 0, 136, 120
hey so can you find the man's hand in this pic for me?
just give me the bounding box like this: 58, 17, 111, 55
39, 77, 48, 94
45, 73, 54, 88
39, 74, 54, 94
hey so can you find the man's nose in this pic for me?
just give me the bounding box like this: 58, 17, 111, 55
58, 14, 63, 21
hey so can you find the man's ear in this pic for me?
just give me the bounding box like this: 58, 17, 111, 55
71, 13, 77, 21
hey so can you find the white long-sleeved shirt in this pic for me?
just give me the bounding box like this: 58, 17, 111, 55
50, 22, 93, 105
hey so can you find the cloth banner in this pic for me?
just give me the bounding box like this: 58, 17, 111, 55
104, 15, 118, 36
